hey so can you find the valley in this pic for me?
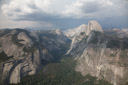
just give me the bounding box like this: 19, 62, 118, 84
0, 21, 128, 85
12, 57, 112, 85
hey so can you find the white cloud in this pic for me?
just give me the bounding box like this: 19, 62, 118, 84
1, 0, 127, 19
63, 0, 127, 18
0, 14, 54, 29
1, 0, 37, 19
1, 0, 74, 19
0, 10, 54, 29
0, 0, 128, 29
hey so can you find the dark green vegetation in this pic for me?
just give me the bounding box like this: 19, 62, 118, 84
81, 74, 112, 85
86, 31, 128, 49
104, 31, 128, 49
87, 31, 105, 44
118, 50, 128, 67
10, 57, 112, 85
106, 37, 128, 49
38, 31, 70, 59
80, 32, 85, 36
23, 46, 37, 53
0, 51, 10, 63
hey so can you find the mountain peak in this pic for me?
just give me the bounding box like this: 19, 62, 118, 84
64, 24, 87, 40
64, 21, 103, 40
65, 21, 103, 54
87, 21, 103, 35
55, 29, 63, 35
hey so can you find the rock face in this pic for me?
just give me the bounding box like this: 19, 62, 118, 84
65, 21, 103, 54
87, 21, 103, 35
17, 32, 33, 45
66, 22, 128, 85
64, 24, 87, 40
64, 21, 103, 40
75, 47, 128, 85
0, 21, 128, 85
0, 29, 70, 84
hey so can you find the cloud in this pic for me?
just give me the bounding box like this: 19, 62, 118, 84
63, 0, 127, 18
1, 0, 38, 19
0, 12, 54, 29
81, 1, 101, 13
1, 0, 74, 19
0, 0, 128, 29
1, 0, 127, 19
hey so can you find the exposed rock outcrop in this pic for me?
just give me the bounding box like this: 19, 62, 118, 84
75, 46, 128, 85
0, 29, 70, 84
66, 21, 103, 54
66, 22, 128, 85
0, 21, 128, 85
64, 21, 103, 40
64, 24, 87, 40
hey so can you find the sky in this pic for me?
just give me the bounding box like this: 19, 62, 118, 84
0, 0, 128, 30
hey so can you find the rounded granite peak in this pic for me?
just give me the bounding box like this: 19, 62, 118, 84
64, 20, 103, 40
55, 29, 63, 35
87, 21, 103, 34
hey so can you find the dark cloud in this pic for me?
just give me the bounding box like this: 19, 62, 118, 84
13, 10, 128, 30
82, 1, 101, 13
14, 8, 22, 12
0, 0, 128, 29
15, 12, 59, 21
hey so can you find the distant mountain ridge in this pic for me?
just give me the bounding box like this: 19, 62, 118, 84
0, 21, 128, 85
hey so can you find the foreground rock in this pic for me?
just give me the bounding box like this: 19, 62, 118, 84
0, 29, 70, 84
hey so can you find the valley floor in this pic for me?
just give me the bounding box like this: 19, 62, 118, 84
9, 56, 112, 85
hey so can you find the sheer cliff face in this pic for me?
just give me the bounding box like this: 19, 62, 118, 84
66, 22, 128, 85
76, 47, 128, 85
0, 29, 70, 84
65, 21, 103, 54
